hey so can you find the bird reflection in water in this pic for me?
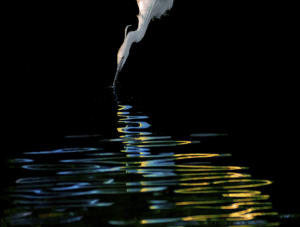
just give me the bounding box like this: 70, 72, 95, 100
0, 89, 279, 226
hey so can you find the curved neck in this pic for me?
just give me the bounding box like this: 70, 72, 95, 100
127, 16, 151, 44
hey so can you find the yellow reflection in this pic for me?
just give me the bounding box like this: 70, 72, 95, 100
224, 191, 261, 198
180, 182, 210, 186
176, 199, 271, 207
176, 179, 272, 193
136, 136, 152, 141
116, 103, 192, 151
212, 179, 273, 189
113, 101, 277, 225
135, 140, 191, 147
174, 153, 221, 159
175, 188, 272, 195
118, 105, 130, 111
181, 208, 278, 222
179, 172, 250, 181
176, 165, 245, 171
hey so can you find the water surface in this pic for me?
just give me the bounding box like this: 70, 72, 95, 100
0, 88, 294, 226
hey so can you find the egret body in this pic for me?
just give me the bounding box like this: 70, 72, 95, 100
113, 0, 174, 87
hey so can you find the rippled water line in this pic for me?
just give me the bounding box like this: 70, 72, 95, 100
0, 93, 279, 226
113, 100, 276, 224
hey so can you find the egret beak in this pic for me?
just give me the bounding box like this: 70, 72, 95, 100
113, 69, 120, 87
113, 57, 125, 87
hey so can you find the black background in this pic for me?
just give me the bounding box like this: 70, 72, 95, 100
2, 0, 299, 217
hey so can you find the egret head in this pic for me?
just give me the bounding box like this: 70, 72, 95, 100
116, 41, 130, 73
117, 26, 136, 73
113, 27, 135, 86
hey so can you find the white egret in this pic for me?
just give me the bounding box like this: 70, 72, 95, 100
113, 0, 174, 86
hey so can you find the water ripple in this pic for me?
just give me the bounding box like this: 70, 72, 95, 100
0, 101, 279, 226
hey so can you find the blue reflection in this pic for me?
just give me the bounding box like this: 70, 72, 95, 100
0, 88, 279, 226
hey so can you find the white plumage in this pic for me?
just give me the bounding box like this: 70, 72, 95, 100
137, 0, 173, 19
113, 0, 174, 86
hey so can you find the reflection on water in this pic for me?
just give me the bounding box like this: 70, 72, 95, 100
0, 89, 279, 226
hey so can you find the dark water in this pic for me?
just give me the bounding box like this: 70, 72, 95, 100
0, 88, 299, 226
